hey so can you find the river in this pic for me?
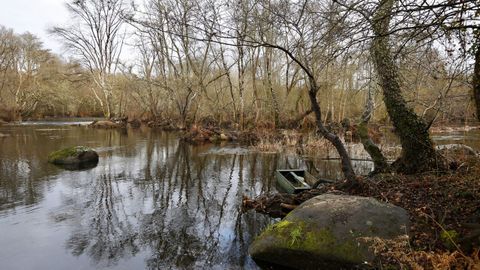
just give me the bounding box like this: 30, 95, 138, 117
0, 121, 479, 270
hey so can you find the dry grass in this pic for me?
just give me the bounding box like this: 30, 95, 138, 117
363, 236, 480, 270
253, 130, 333, 155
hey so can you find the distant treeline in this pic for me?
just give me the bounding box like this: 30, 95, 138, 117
0, 0, 477, 127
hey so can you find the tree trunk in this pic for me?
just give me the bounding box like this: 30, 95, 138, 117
370, 0, 445, 174
237, 45, 246, 130
358, 88, 390, 173
265, 48, 280, 128
474, 32, 480, 121
307, 79, 357, 186
220, 45, 237, 122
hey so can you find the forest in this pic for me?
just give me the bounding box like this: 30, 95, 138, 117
0, 0, 477, 125
0, 0, 479, 269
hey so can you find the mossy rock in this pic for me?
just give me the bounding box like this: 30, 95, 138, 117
48, 146, 99, 167
249, 194, 410, 269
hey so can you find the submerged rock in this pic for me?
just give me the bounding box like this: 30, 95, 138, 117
48, 146, 99, 168
89, 120, 122, 129
249, 194, 409, 269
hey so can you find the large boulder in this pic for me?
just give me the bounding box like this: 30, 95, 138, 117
48, 146, 99, 168
249, 194, 409, 269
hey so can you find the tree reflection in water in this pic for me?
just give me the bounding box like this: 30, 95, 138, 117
0, 125, 390, 269
136, 142, 277, 269
55, 132, 275, 269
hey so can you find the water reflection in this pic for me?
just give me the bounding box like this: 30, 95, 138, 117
0, 126, 276, 269
1, 124, 479, 270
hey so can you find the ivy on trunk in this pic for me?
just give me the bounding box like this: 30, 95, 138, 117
370, 0, 445, 174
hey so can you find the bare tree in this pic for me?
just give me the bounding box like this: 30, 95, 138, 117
51, 0, 127, 119
0, 26, 18, 105
130, 0, 359, 183
246, 0, 359, 184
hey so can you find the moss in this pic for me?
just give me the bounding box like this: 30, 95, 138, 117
255, 219, 366, 264
289, 226, 302, 246
440, 230, 459, 250
48, 146, 90, 163
275, 220, 293, 230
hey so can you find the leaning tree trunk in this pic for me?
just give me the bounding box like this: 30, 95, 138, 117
307, 78, 357, 187
473, 31, 480, 121
370, 0, 445, 174
358, 88, 390, 173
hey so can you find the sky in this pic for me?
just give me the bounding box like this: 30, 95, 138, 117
0, 0, 69, 54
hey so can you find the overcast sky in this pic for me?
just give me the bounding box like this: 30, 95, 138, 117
0, 0, 69, 54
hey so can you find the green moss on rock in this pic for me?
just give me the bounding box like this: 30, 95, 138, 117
249, 194, 410, 269
251, 219, 365, 267
48, 146, 98, 165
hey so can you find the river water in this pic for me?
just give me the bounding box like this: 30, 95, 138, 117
0, 121, 479, 270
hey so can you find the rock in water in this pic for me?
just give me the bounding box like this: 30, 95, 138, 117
249, 194, 409, 269
89, 120, 121, 129
48, 146, 99, 168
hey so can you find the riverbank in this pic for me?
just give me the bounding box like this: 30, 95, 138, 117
244, 156, 480, 269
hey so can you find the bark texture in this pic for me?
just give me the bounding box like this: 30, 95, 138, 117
370, 0, 444, 174
474, 32, 480, 121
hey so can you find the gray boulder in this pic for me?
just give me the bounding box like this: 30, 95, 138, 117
48, 146, 99, 167
249, 194, 409, 269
